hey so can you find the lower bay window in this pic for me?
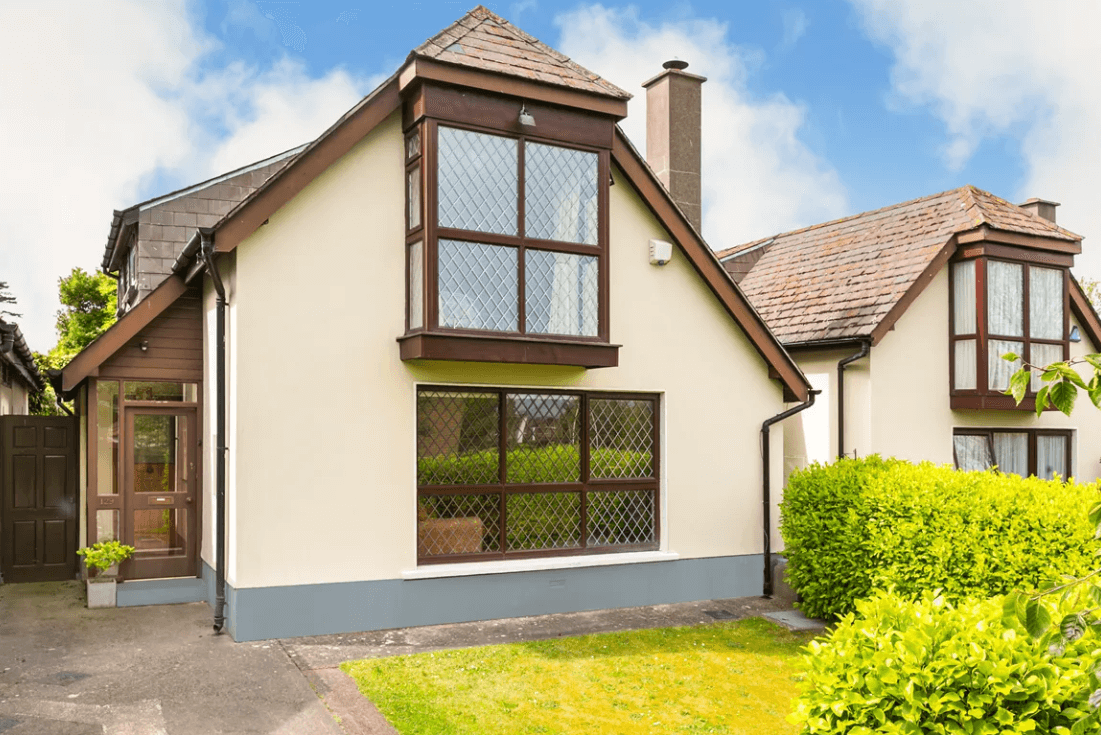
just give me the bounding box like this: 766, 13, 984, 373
416, 387, 659, 563
953, 428, 1071, 480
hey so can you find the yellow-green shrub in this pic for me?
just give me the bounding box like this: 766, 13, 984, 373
780, 457, 1101, 619
791, 590, 1101, 734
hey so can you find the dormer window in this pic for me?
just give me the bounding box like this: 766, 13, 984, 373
950, 255, 1068, 408
118, 240, 137, 310
398, 85, 617, 368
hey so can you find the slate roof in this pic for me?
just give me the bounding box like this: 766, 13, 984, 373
717, 185, 1082, 345
411, 5, 630, 100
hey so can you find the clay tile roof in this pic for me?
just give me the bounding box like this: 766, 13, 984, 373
411, 5, 631, 100
718, 185, 1082, 346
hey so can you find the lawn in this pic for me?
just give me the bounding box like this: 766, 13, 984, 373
341, 617, 817, 735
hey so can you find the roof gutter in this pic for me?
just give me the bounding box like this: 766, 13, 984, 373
0, 324, 45, 392
760, 389, 819, 597
837, 340, 870, 459
195, 228, 229, 634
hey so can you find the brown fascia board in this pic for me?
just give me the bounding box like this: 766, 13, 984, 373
60, 275, 189, 393
956, 225, 1082, 254
210, 75, 402, 255
399, 58, 629, 120
609, 128, 809, 401
1070, 276, 1101, 352
868, 235, 959, 346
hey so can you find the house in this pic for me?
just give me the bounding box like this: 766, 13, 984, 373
0, 318, 45, 414
717, 186, 1101, 483
57, 6, 812, 641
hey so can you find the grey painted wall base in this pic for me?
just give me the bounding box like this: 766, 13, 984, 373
226, 554, 764, 642
116, 560, 216, 608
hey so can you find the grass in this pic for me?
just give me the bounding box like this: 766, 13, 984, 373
341, 617, 816, 735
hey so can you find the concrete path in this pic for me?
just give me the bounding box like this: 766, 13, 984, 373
0, 582, 342, 735
1, 581, 815, 734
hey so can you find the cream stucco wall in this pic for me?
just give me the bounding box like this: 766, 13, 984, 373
787, 266, 1101, 482
224, 110, 790, 590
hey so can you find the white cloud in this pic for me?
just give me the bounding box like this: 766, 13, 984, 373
554, 5, 847, 253
0, 1, 377, 351
780, 9, 809, 49
850, 0, 1101, 277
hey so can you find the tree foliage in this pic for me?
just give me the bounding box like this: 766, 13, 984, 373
31, 268, 117, 415
0, 280, 20, 319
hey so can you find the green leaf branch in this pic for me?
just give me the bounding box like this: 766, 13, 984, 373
1003, 351, 1101, 416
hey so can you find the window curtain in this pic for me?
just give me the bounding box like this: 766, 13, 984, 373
992, 433, 1028, 477
1030, 267, 1064, 340
529, 251, 598, 337
988, 339, 1023, 391
954, 435, 993, 472
1037, 435, 1068, 480
952, 260, 976, 334
987, 261, 1024, 336
1029, 342, 1064, 392
954, 340, 977, 390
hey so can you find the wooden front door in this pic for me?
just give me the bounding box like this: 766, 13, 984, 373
0, 416, 78, 583
122, 408, 197, 579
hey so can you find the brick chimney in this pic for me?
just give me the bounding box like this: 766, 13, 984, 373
643, 60, 706, 232
1019, 197, 1060, 224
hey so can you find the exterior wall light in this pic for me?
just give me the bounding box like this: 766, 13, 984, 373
518, 104, 536, 127
1070, 325, 1082, 343
139, 339, 149, 352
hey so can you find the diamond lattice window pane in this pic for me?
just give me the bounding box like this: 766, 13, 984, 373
587, 490, 656, 546
405, 129, 421, 161
438, 126, 517, 235
988, 339, 1023, 392
589, 399, 655, 479
525, 251, 598, 336
438, 240, 518, 331
408, 240, 423, 330
418, 493, 500, 557
506, 394, 580, 483
407, 165, 421, 230
506, 492, 581, 551
525, 142, 598, 245
1030, 342, 1064, 392
1030, 267, 1064, 340
417, 391, 500, 486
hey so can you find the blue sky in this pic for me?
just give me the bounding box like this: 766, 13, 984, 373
1, 0, 1097, 350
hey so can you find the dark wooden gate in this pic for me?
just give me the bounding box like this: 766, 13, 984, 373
0, 416, 79, 583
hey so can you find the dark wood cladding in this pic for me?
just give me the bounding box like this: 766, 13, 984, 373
956, 241, 1075, 267
404, 83, 616, 149
951, 394, 1042, 411
399, 333, 619, 368
98, 287, 203, 382
402, 59, 629, 120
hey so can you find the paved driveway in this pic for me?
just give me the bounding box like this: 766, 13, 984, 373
0, 582, 369, 735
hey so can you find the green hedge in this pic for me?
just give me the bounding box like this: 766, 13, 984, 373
418, 444, 652, 485
780, 457, 1101, 619
791, 590, 1101, 734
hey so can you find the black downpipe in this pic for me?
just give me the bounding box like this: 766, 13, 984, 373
837, 341, 870, 460
199, 228, 229, 633
760, 389, 820, 597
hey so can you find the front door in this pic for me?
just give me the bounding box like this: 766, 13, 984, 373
123, 409, 197, 579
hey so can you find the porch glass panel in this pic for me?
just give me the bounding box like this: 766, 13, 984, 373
96, 381, 119, 495
124, 382, 198, 402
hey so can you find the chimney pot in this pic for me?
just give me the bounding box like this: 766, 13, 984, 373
1018, 197, 1060, 224
643, 62, 707, 232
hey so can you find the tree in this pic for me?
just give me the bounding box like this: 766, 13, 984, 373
1079, 277, 1101, 313
0, 280, 20, 319
31, 268, 117, 415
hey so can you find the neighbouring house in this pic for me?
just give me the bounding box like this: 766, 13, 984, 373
0, 318, 45, 415
56, 6, 811, 641
717, 186, 1101, 483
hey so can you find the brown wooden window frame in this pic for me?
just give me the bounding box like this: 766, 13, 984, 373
949, 254, 1070, 410
416, 386, 660, 565
399, 86, 618, 369
952, 427, 1073, 480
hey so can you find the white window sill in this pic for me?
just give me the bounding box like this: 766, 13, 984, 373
402, 550, 680, 580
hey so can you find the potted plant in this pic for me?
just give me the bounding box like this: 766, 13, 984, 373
77, 541, 136, 609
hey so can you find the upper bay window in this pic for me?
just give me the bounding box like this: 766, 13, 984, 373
950, 256, 1068, 409
399, 87, 617, 369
